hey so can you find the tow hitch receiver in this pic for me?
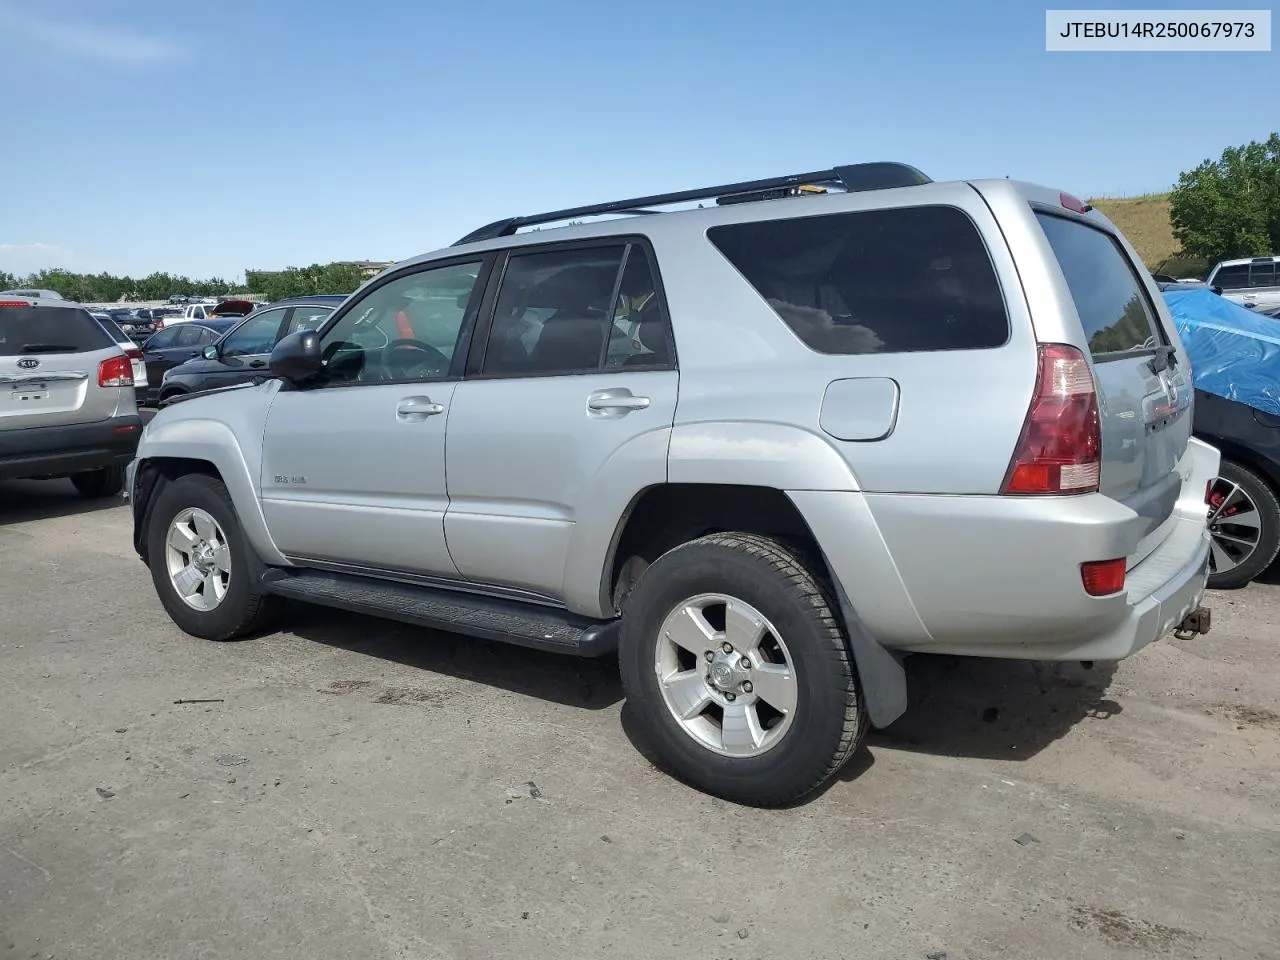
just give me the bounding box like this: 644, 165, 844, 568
1173, 606, 1211, 640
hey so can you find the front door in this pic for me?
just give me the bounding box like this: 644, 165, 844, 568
444, 241, 678, 600
259, 258, 488, 578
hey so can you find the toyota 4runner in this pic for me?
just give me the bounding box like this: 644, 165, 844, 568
127, 162, 1217, 806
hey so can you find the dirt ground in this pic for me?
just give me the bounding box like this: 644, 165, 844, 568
2, 479, 1277, 960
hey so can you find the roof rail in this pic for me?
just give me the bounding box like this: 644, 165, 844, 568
453, 162, 932, 245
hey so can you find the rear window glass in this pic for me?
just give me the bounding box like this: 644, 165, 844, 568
1250, 262, 1276, 288
0, 306, 114, 356
1036, 213, 1161, 358
707, 206, 1009, 355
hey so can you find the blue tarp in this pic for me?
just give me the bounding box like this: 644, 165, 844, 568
1163, 288, 1280, 417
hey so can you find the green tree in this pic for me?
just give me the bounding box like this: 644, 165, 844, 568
245, 263, 367, 301
1170, 132, 1280, 262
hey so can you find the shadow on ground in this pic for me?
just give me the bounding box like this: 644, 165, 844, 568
0, 479, 125, 525
290, 600, 1123, 802
870, 654, 1120, 761
285, 603, 624, 710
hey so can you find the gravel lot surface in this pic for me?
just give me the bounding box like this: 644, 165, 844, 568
2, 480, 1277, 960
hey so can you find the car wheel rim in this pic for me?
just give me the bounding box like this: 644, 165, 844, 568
1206, 477, 1263, 576
165, 507, 231, 611
654, 593, 798, 758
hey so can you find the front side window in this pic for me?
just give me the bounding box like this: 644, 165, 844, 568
708, 206, 1009, 355
482, 246, 627, 376
1211, 265, 1250, 290
319, 261, 483, 384
1036, 213, 1161, 358
219, 309, 286, 358
285, 305, 334, 335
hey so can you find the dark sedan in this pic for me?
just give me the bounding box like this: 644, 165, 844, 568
157, 296, 344, 405
139, 319, 239, 405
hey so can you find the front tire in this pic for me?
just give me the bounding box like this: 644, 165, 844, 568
1206, 460, 1280, 589
70, 465, 125, 498
145, 473, 275, 640
618, 532, 867, 807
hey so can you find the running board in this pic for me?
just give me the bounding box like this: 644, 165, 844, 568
259, 568, 619, 657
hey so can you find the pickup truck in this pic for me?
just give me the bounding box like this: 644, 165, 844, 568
1205, 256, 1280, 313
171, 299, 258, 324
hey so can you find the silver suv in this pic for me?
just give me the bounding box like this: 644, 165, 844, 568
128, 163, 1216, 806
1, 295, 142, 497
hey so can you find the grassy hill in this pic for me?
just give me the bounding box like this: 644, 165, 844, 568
1087, 193, 1176, 268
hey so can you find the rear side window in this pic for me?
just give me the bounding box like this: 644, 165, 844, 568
0, 306, 114, 356
707, 206, 1009, 355
1250, 262, 1276, 288
1036, 213, 1161, 358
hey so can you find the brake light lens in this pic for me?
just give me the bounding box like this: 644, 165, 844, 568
1001, 343, 1101, 495
0, 300, 31, 308
1081, 558, 1126, 596
98, 354, 135, 387
1060, 191, 1092, 214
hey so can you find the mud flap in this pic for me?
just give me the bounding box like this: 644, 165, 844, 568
829, 574, 908, 728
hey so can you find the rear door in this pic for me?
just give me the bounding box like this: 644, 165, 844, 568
444, 241, 678, 599
0, 303, 123, 431
1036, 213, 1192, 544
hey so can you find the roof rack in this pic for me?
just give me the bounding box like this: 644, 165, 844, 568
453, 162, 932, 245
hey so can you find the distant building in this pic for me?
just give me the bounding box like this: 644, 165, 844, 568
336, 260, 395, 277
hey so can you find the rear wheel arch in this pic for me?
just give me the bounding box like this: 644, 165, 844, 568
603, 482, 910, 730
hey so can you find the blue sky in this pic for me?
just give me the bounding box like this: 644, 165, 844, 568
0, 0, 1274, 281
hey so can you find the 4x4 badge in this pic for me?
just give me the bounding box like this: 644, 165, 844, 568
16, 358, 39, 369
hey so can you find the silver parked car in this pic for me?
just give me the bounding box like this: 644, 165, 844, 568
1, 294, 142, 496
127, 162, 1217, 805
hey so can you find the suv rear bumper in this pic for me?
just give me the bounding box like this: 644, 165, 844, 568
789, 440, 1219, 662
0, 415, 142, 481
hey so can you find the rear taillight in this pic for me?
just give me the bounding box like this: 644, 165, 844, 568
98, 354, 135, 387
1001, 343, 1101, 495
0, 300, 31, 308
1081, 558, 1126, 596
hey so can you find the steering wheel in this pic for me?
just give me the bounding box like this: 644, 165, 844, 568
380, 339, 450, 380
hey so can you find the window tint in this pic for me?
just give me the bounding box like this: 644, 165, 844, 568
320, 261, 482, 384
1249, 262, 1276, 288
1212, 265, 1250, 290
0, 306, 114, 356
604, 247, 672, 369
146, 327, 180, 349
285, 305, 333, 335
174, 325, 206, 347
219, 309, 285, 358
483, 246, 626, 375
1036, 213, 1160, 358
194, 327, 219, 345
708, 207, 1008, 355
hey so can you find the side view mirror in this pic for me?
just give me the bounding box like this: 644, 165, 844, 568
202, 344, 220, 360
1212, 286, 1223, 296
269, 330, 323, 384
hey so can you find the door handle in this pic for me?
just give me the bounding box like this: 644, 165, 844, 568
249, 359, 266, 369
588, 389, 651, 415
396, 395, 445, 421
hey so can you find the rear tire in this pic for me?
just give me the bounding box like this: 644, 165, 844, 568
70, 465, 125, 499
1206, 460, 1280, 589
146, 473, 276, 640
618, 532, 867, 807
